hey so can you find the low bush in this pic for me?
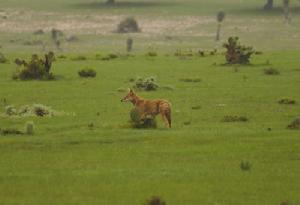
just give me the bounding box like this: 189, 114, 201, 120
13, 52, 55, 80
144, 196, 166, 205
179, 78, 201, 83
240, 161, 251, 171
0, 128, 23, 135
223, 37, 254, 64
134, 77, 159, 91
78, 68, 97, 78
278, 98, 296, 105
25, 121, 34, 135
4, 104, 60, 117
117, 17, 141, 33
222, 115, 248, 122
130, 108, 157, 129
146, 51, 158, 57
287, 118, 300, 129
71, 55, 87, 61
264, 67, 280, 75
0, 52, 8, 63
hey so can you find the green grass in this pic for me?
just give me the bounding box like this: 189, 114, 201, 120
0, 52, 300, 205
0, 0, 300, 204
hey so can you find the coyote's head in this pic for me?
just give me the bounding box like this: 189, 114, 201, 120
121, 88, 136, 102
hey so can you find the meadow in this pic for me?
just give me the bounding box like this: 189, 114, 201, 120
0, 0, 300, 205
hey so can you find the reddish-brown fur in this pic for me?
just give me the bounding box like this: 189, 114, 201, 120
121, 89, 172, 128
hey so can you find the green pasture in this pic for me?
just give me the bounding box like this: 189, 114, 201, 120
0, 0, 300, 205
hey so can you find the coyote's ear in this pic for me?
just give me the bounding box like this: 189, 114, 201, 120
129, 88, 134, 93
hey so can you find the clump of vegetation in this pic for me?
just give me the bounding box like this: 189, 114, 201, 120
51, 28, 64, 50
0, 52, 9, 63
223, 37, 255, 64
191, 105, 201, 110
134, 77, 159, 91
78, 68, 97, 78
130, 108, 157, 129
71, 55, 87, 61
0, 128, 23, 135
144, 196, 166, 205
117, 17, 141, 33
25, 121, 34, 135
287, 118, 300, 130
222, 115, 248, 122
100, 53, 119, 61
264, 67, 280, 75
179, 78, 201, 83
216, 11, 226, 41
13, 52, 55, 80
146, 51, 158, 57
66, 35, 79, 42
278, 98, 296, 105
57, 54, 67, 59
4, 104, 60, 117
33, 29, 44, 35
240, 161, 251, 171
126, 38, 133, 52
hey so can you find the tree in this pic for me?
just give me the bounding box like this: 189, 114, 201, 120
216, 11, 226, 41
263, 0, 274, 10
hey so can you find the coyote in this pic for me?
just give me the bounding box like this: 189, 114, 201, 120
121, 89, 172, 128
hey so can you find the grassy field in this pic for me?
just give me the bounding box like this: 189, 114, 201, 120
0, 0, 300, 205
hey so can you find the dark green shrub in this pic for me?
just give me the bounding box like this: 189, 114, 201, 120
179, 78, 201, 83
134, 77, 159, 91
222, 115, 248, 122
0, 128, 23, 135
264, 67, 280, 75
146, 51, 158, 57
4, 104, 59, 117
13, 52, 55, 80
117, 17, 141, 33
287, 118, 300, 129
78, 68, 97, 78
223, 37, 254, 64
144, 196, 166, 205
130, 108, 157, 129
240, 161, 251, 171
278, 98, 296, 105
71, 55, 87, 61
0, 52, 8, 63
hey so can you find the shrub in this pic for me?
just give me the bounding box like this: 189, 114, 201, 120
287, 118, 300, 130
179, 78, 201, 83
146, 51, 158, 57
13, 52, 55, 80
264, 67, 280, 75
117, 17, 141, 33
5, 105, 17, 116
240, 161, 251, 171
25, 121, 34, 135
126, 38, 133, 52
0, 52, 8, 63
4, 104, 60, 117
134, 77, 159, 91
33, 29, 44, 35
222, 115, 248, 122
223, 37, 254, 64
100, 53, 119, 61
278, 98, 296, 105
130, 108, 157, 129
145, 196, 166, 205
71, 55, 87, 61
78, 68, 97, 78
0, 128, 23, 135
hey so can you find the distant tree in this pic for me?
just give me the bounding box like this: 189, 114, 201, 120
263, 0, 274, 10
